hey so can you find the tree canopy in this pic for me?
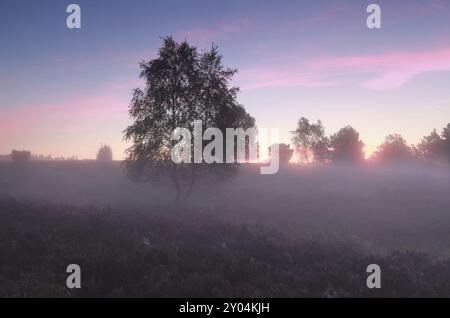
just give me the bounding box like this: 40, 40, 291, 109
416, 124, 450, 164
329, 126, 364, 164
123, 37, 255, 201
372, 134, 413, 163
291, 117, 328, 163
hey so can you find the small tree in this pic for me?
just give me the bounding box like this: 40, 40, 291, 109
291, 117, 329, 163
11, 150, 31, 163
269, 143, 293, 165
415, 123, 450, 164
440, 123, 450, 163
415, 129, 443, 163
372, 134, 413, 163
329, 126, 364, 164
97, 144, 113, 162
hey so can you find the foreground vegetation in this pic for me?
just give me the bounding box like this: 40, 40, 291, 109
1, 195, 450, 297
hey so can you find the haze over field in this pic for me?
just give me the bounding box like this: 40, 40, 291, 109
1, 162, 450, 254
1, 160, 450, 297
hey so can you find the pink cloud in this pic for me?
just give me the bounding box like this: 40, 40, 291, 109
312, 47, 450, 90
0, 94, 128, 136
236, 66, 338, 90
430, 0, 449, 10
103, 76, 144, 91
414, 0, 450, 13
176, 19, 251, 45
237, 47, 450, 91
283, 0, 353, 32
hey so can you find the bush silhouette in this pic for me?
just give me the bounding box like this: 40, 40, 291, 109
269, 143, 294, 165
329, 126, 364, 164
372, 134, 413, 163
11, 150, 31, 163
96, 145, 113, 162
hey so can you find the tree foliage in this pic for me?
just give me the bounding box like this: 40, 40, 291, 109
291, 117, 329, 163
123, 37, 255, 201
416, 124, 450, 164
372, 134, 413, 163
329, 126, 364, 164
443, 124, 450, 162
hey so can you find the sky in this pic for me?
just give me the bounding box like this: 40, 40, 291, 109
1, 0, 450, 159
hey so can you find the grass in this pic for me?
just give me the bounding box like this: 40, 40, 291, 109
2, 195, 450, 297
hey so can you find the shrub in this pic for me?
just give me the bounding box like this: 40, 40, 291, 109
11, 150, 31, 163
96, 145, 113, 162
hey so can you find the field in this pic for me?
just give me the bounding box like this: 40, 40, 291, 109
1, 161, 450, 297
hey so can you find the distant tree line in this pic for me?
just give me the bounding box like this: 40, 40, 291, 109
291, 117, 450, 165
1, 146, 109, 163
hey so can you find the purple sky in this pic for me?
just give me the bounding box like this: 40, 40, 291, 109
1, 0, 450, 159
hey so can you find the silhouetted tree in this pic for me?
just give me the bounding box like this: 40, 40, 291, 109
442, 124, 450, 140
416, 129, 443, 163
372, 134, 413, 163
123, 37, 255, 202
329, 126, 364, 164
441, 123, 450, 163
415, 123, 450, 164
268, 143, 294, 165
291, 117, 329, 163
97, 144, 113, 162
11, 150, 31, 163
